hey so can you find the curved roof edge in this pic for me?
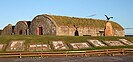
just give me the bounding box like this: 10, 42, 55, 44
32, 14, 59, 27
15, 21, 31, 28
39, 14, 124, 30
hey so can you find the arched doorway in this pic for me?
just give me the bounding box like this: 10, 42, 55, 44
19, 30, 23, 35
74, 30, 79, 36
38, 27, 43, 35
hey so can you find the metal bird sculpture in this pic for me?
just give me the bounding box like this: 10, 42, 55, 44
105, 15, 113, 20
73, 25, 78, 30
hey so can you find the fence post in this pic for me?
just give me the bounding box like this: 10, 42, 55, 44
105, 49, 109, 55
66, 51, 68, 57
85, 51, 87, 57
19, 53, 22, 58
41, 52, 43, 58
121, 49, 124, 55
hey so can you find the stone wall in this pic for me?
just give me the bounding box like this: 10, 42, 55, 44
30, 15, 56, 35
56, 26, 106, 36
14, 21, 30, 35
114, 30, 125, 36
104, 21, 125, 37
56, 25, 125, 36
0, 15, 124, 36
1, 24, 14, 35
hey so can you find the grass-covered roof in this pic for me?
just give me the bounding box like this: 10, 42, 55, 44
43, 14, 124, 30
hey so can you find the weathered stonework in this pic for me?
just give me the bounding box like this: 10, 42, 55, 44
114, 30, 125, 36
0, 14, 125, 36
1, 24, 15, 35
57, 26, 105, 36
14, 21, 31, 35
29, 14, 124, 36
105, 21, 114, 36
30, 15, 56, 35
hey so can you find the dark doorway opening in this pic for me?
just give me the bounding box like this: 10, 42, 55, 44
25, 30, 27, 35
19, 30, 23, 35
99, 31, 104, 36
26, 29, 29, 35
38, 27, 43, 35
74, 30, 79, 36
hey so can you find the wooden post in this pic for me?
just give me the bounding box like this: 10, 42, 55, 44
121, 49, 124, 55
85, 51, 87, 57
66, 51, 68, 57
41, 53, 43, 58
19, 53, 22, 58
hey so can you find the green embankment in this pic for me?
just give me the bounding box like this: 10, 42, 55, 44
0, 35, 133, 51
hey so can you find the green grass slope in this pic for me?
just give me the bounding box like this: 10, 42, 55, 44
0, 35, 133, 52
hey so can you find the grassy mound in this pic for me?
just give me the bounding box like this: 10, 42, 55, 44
0, 35, 133, 52
45, 14, 124, 30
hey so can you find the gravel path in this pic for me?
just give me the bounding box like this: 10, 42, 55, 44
0, 55, 133, 62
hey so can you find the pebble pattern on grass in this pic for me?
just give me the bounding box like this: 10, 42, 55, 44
29, 44, 50, 51
87, 40, 106, 47
119, 39, 133, 45
104, 41, 124, 46
52, 41, 68, 50
6, 40, 25, 51
1, 39, 133, 51
70, 42, 90, 49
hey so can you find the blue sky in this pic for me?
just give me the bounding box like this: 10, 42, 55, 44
0, 0, 133, 35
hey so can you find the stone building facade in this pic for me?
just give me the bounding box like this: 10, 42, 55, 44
1, 24, 15, 35
14, 21, 31, 35
30, 15, 56, 35
29, 14, 125, 36
0, 14, 125, 36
